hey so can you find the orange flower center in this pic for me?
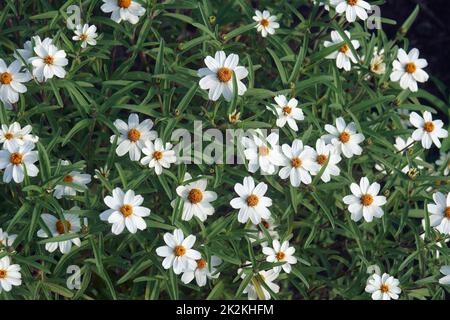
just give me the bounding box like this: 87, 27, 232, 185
9, 152, 23, 165
120, 204, 133, 217
79, 33, 88, 41
217, 67, 232, 82
291, 157, 302, 168
246, 194, 259, 207
174, 245, 186, 257
196, 259, 207, 269
127, 128, 141, 142
0, 72, 12, 85
339, 132, 350, 143
282, 106, 292, 115
153, 151, 163, 160
405, 62, 416, 74
445, 207, 450, 219
339, 45, 349, 54
258, 146, 270, 156
361, 194, 374, 206
260, 19, 269, 28
63, 175, 74, 183
317, 154, 328, 165
347, 0, 358, 5
380, 284, 389, 293
423, 121, 435, 133
56, 220, 72, 234
0, 269, 7, 279
188, 188, 203, 204
44, 55, 54, 65
4, 133, 13, 140
118, 0, 131, 8
275, 251, 285, 261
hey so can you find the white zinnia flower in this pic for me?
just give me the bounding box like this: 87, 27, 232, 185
72, 24, 98, 48
29, 41, 68, 82
0, 122, 39, 150
365, 273, 401, 300
343, 177, 387, 222
197, 51, 248, 101
0, 228, 17, 247
436, 151, 450, 176
269, 95, 304, 131
409, 111, 448, 149
0, 256, 21, 293
241, 131, 284, 175
324, 30, 360, 71
140, 138, 176, 175
239, 268, 280, 300
110, 113, 157, 161
155, 228, 201, 274
322, 117, 365, 158
0, 59, 31, 105
427, 192, 450, 235
100, 0, 146, 24
331, 0, 371, 22
14, 36, 52, 64
230, 176, 272, 225
370, 47, 386, 75
310, 138, 341, 182
279, 139, 318, 187
252, 10, 279, 38
439, 266, 450, 285
181, 256, 222, 287
390, 48, 428, 92
262, 240, 297, 273
37, 211, 81, 254
53, 160, 91, 199
0, 142, 39, 183
250, 216, 279, 247
99, 188, 151, 235
175, 173, 217, 222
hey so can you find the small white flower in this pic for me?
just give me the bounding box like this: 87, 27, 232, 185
99, 187, 151, 235
279, 139, 319, 187
14, 36, 52, 64
53, 160, 91, 199
241, 131, 284, 175
436, 151, 450, 176
427, 192, 450, 235
0, 59, 31, 105
370, 47, 386, 75
0, 228, 17, 247
250, 216, 279, 247
72, 24, 98, 48
0, 122, 38, 150
0, 142, 39, 183
29, 41, 68, 82
175, 173, 217, 222
262, 240, 297, 273
252, 10, 279, 38
439, 266, 450, 285
181, 256, 222, 287
410, 111, 448, 149
110, 113, 158, 161
37, 211, 81, 254
390, 48, 428, 92
156, 228, 201, 274
198, 51, 248, 101
230, 176, 272, 225
100, 0, 146, 24
238, 267, 280, 300
0, 256, 21, 293
322, 117, 365, 158
140, 138, 176, 175
343, 177, 387, 222
331, 0, 371, 22
310, 138, 341, 182
325, 30, 360, 71
268, 95, 304, 131
365, 273, 401, 300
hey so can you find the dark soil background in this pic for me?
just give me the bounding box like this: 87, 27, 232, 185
382, 0, 450, 97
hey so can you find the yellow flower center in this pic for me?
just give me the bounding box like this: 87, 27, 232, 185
380, 284, 389, 293
153, 150, 163, 160
9, 152, 23, 165
44, 55, 54, 65
291, 157, 302, 168
361, 194, 374, 206
196, 259, 207, 269
0, 269, 7, 279
63, 175, 74, 183
423, 121, 435, 133
339, 131, 350, 143
188, 188, 203, 204
405, 62, 416, 74
4, 133, 13, 140
282, 106, 292, 115
275, 251, 285, 261
445, 207, 450, 219
317, 154, 328, 165
79, 33, 88, 41
347, 0, 358, 5
260, 19, 269, 28
56, 220, 72, 234
246, 194, 259, 207
118, 0, 131, 8
217, 67, 232, 82
120, 204, 133, 217
0, 72, 12, 85
258, 146, 270, 156
127, 128, 141, 142
339, 45, 349, 54
174, 245, 186, 257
